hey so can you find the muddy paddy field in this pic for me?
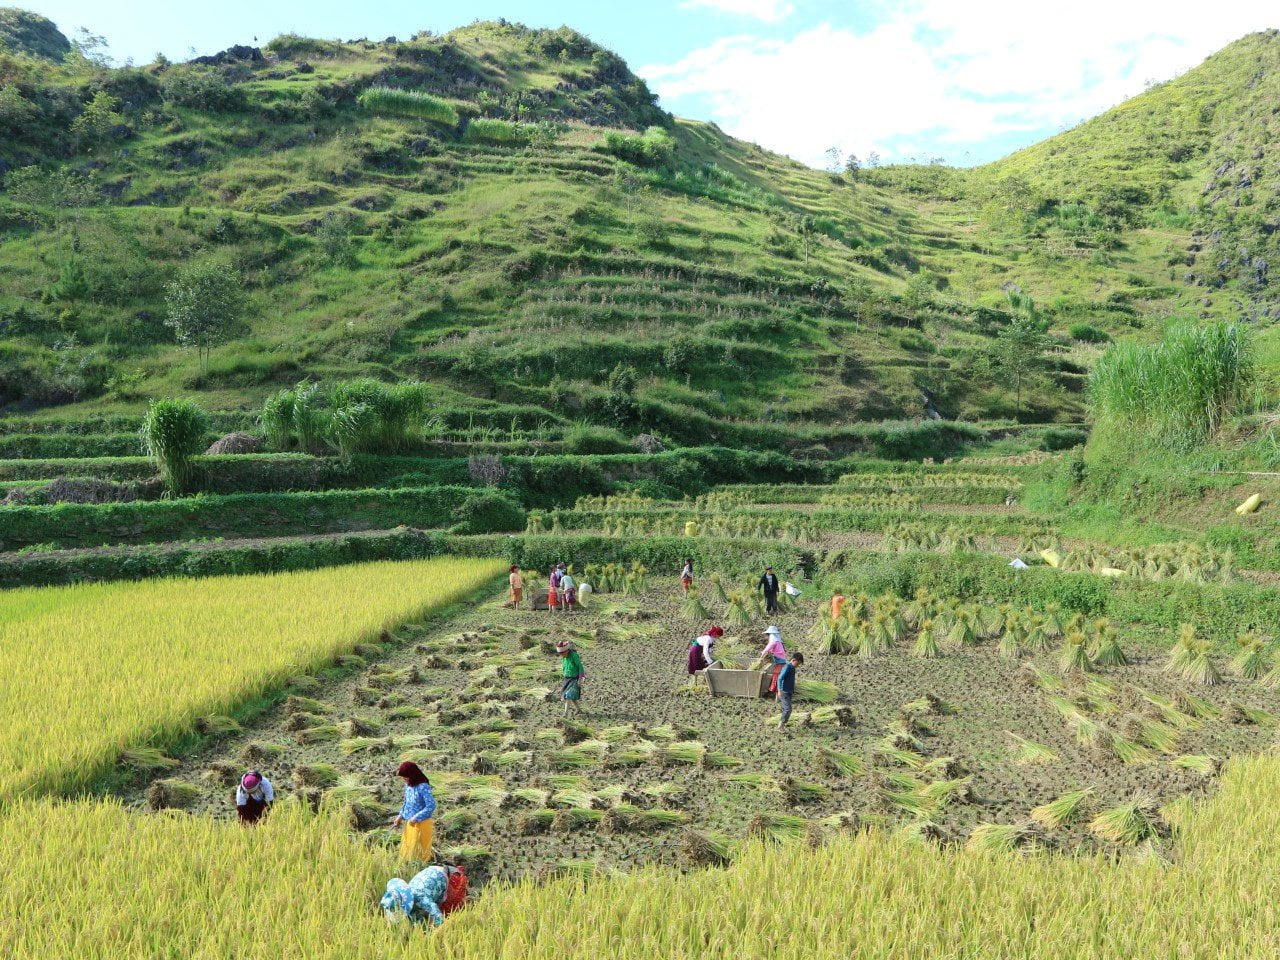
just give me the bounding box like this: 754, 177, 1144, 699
126, 580, 1279, 885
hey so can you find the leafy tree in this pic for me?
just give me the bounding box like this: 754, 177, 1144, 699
992, 314, 1048, 413
602, 362, 639, 425
70, 90, 124, 148
844, 153, 861, 180
164, 259, 244, 370
0, 84, 37, 133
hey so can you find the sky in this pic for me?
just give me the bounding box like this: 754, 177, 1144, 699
18, 1, 1279, 167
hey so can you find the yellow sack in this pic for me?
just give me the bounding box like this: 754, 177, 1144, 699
1040, 548, 1061, 569
684, 521, 700, 537
1236, 493, 1261, 515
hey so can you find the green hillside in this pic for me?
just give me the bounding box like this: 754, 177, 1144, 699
1, 15, 1277, 447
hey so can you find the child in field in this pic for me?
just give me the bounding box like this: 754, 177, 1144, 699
546, 564, 561, 612
235, 770, 274, 824
776, 652, 803, 728
508, 565, 523, 607
680, 558, 694, 594
557, 640, 584, 716
392, 761, 436, 862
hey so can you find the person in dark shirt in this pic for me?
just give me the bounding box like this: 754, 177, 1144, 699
775, 651, 803, 728
758, 566, 781, 614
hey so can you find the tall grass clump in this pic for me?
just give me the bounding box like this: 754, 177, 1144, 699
139, 397, 210, 495
465, 118, 531, 145
1089, 321, 1252, 452
359, 86, 458, 126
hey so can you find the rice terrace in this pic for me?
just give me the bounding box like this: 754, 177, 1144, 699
5, 4, 1280, 958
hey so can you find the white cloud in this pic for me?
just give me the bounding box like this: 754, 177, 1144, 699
679, 0, 796, 23
642, 2, 1278, 166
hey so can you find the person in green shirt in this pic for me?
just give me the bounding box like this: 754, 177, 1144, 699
556, 640, 584, 716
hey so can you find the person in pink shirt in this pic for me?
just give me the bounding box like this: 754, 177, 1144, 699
759, 625, 788, 694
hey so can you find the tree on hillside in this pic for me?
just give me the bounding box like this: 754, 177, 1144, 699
824, 146, 841, 175
991, 314, 1048, 414
164, 259, 244, 371
844, 154, 861, 180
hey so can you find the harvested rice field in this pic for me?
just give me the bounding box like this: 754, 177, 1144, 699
125, 575, 1279, 885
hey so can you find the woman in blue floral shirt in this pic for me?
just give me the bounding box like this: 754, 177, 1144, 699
381, 864, 448, 926
392, 761, 436, 861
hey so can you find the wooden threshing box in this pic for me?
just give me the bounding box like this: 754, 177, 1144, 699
704, 666, 771, 699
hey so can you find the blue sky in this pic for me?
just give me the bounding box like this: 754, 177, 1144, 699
20, 1, 1278, 167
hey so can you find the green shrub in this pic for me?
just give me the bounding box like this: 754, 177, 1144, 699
359, 87, 458, 126
160, 67, 244, 111
464, 118, 532, 145
600, 126, 675, 167
140, 398, 210, 495
1040, 428, 1087, 452
1068, 323, 1110, 344
450, 492, 526, 534
564, 425, 631, 455
1090, 321, 1251, 451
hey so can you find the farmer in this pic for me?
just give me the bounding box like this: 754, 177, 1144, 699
680, 557, 694, 594
560, 568, 578, 610
392, 760, 436, 862
831, 592, 847, 620
381, 864, 448, 926
687, 625, 724, 675
547, 564, 562, 613
508, 565, 524, 607
235, 769, 274, 824
757, 625, 789, 693
557, 639, 585, 716
758, 565, 781, 615
776, 652, 804, 728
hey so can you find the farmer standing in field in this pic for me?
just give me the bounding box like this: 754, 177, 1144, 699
560, 567, 578, 611
758, 565, 781, 614
547, 563, 562, 612
235, 769, 274, 824
680, 557, 694, 594
508, 565, 524, 607
776, 652, 804, 728
392, 760, 436, 861
557, 639, 585, 716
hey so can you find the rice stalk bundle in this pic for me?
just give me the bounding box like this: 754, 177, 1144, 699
746, 812, 809, 843
1058, 631, 1094, 674
1089, 796, 1164, 845
1090, 627, 1128, 668
885, 789, 941, 819
998, 627, 1024, 660
794, 679, 839, 704
436, 810, 479, 837
701, 751, 745, 769
552, 807, 604, 833
807, 705, 856, 727
518, 809, 558, 834
709, 573, 730, 605
1107, 729, 1154, 765
916, 777, 975, 807
781, 778, 830, 804
146, 778, 200, 811
726, 772, 780, 791
239, 741, 286, 762
901, 694, 947, 715
680, 830, 733, 867
550, 741, 608, 769
1030, 788, 1094, 829
1024, 615, 1052, 653
875, 742, 928, 769
725, 593, 753, 628
1165, 624, 1198, 675
294, 724, 341, 744
1170, 754, 1223, 776
508, 787, 551, 807
292, 763, 341, 788
120, 747, 180, 773
194, 715, 242, 737
945, 610, 979, 650
461, 786, 508, 808
966, 821, 1040, 854
1139, 692, 1199, 730
1006, 733, 1058, 765
1022, 664, 1063, 692
1125, 715, 1180, 754
913, 619, 940, 659
1180, 640, 1222, 686
816, 746, 866, 778
1231, 633, 1270, 680
657, 741, 707, 767
1172, 690, 1221, 720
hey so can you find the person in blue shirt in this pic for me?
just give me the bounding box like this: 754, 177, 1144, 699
392, 761, 437, 861
775, 651, 804, 728
381, 864, 449, 926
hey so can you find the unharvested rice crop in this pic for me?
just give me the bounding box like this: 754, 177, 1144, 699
6, 752, 1280, 958
0, 557, 504, 798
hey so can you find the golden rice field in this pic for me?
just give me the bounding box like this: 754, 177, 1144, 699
4, 751, 1280, 959
0, 557, 504, 798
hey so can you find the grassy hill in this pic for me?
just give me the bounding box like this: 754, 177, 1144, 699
1, 15, 1278, 448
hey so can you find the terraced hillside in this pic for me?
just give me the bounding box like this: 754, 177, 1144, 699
11, 16, 1280, 436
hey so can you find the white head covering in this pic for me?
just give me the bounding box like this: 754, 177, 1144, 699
764, 625, 781, 637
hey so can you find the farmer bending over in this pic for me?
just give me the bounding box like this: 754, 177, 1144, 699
382, 864, 448, 926
236, 770, 274, 824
